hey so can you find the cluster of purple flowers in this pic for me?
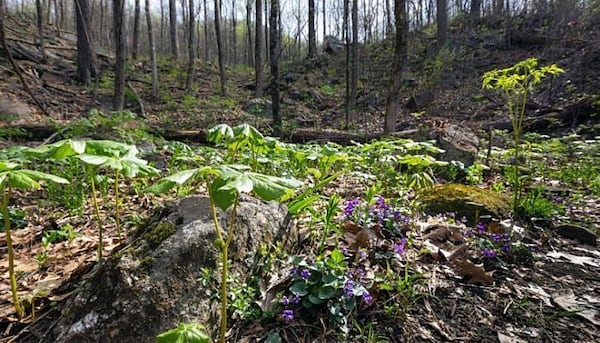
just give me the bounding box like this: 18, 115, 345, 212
392, 237, 407, 255
344, 196, 410, 233
465, 222, 513, 260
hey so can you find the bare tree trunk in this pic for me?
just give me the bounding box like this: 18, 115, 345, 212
307, 0, 316, 58
384, 0, 407, 134
470, 0, 481, 23
385, 0, 392, 34
185, 0, 196, 92
169, 0, 179, 59
269, 0, 281, 135
231, 0, 237, 64
436, 0, 447, 50
245, 0, 253, 66
322, 0, 327, 39
215, 0, 226, 96
75, 0, 95, 85
132, 0, 140, 60
203, 0, 209, 61
344, 0, 350, 128
36, 0, 48, 63
254, 0, 264, 96
113, 0, 126, 110
145, 0, 159, 97
350, 0, 358, 109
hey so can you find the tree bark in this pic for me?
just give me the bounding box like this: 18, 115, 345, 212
169, 0, 179, 59
74, 0, 95, 85
436, 0, 447, 50
344, 0, 350, 128
307, 0, 316, 58
113, 0, 126, 110
185, 0, 196, 92
322, 0, 326, 38
269, 0, 281, 135
470, 0, 481, 24
245, 0, 253, 66
350, 0, 358, 109
203, 0, 209, 61
384, 0, 407, 134
132, 0, 140, 60
254, 0, 264, 96
36, 0, 47, 63
215, 0, 226, 96
145, 0, 159, 98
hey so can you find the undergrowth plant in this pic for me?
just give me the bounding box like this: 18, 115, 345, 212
482, 58, 564, 212
0, 159, 68, 318
149, 157, 300, 343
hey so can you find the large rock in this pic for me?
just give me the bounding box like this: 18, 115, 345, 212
418, 184, 510, 225
415, 121, 479, 167
0, 97, 32, 123
50, 196, 289, 343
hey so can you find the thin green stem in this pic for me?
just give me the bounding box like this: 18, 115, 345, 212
114, 169, 121, 241
2, 181, 24, 318
89, 171, 104, 260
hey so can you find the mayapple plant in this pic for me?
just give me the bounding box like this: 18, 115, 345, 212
149, 163, 301, 343
32, 139, 159, 259
0, 160, 69, 318
482, 58, 564, 212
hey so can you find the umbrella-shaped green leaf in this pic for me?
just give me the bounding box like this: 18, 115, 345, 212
208, 123, 234, 145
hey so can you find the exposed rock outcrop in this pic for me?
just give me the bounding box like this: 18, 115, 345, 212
50, 196, 289, 343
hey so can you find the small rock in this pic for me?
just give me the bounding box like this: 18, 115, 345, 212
242, 98, 272, 117
555, 223, 597, 246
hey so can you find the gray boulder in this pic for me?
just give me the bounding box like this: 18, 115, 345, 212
50, 196, 289, 343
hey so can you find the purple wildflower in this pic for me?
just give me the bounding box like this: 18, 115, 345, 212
477, 222, 487, 234
343, 280, 355, 297
392, 237, 407, 255
393, 211, 402, 220
282, 309, 294, 321
344, 198, 361, 217
358, 249, 367, 259
289, 266, 298, 276
355, 268, 366, 278
281, 295, 289, 306
375, 196, 386, 209
300, 268, 311, 280
292, 293, 301, 304
491, 233, 504, 242
362, 292, 374, 305
483, 248, 496, 258
464, 229, 474, 237
502, 243, 511, 252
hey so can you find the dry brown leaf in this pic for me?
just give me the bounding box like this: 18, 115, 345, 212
451, 260, 493, 285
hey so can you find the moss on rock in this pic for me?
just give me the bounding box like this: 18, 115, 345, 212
142, 221, 177, 248
418, 183, 510, 224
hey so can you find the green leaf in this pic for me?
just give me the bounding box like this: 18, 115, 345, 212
207, 124, 234, 145
290, 281, 309, 296
219, 173, 253, 194
18, 170, 69, 184
210, 177, 237, 210
0, 161, 18, 172
329, 248, 345, 265
156, 323, 210, 343
308, 293, 324, 305
318, 286, 336, 300
287, 195, 320, 215
78, 154, 111, 166
8, 172, 40, 190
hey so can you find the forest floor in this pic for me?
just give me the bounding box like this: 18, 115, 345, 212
1, 9, 600, 343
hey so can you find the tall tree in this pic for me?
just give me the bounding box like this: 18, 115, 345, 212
322, 0, 326, 38
269, 0, 281, 135
113, 0, 126, 110
132, 0, 140, 60
350, 0, 358, 109
307, 0, 316, 58
384, 0, 407, 134
203, 0, 209, 61
215, 0, 226, 95
245, 0, 253, 65
255, 0, 264, 96
169, 0, 179, 59
145, 0, 159, 97
35, 0, 47, 63
185, 0, 196, 92
344, 0, 350, 128
436, 0, 447, 50
470, 0, 481, 23
74, 0, 95, 85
